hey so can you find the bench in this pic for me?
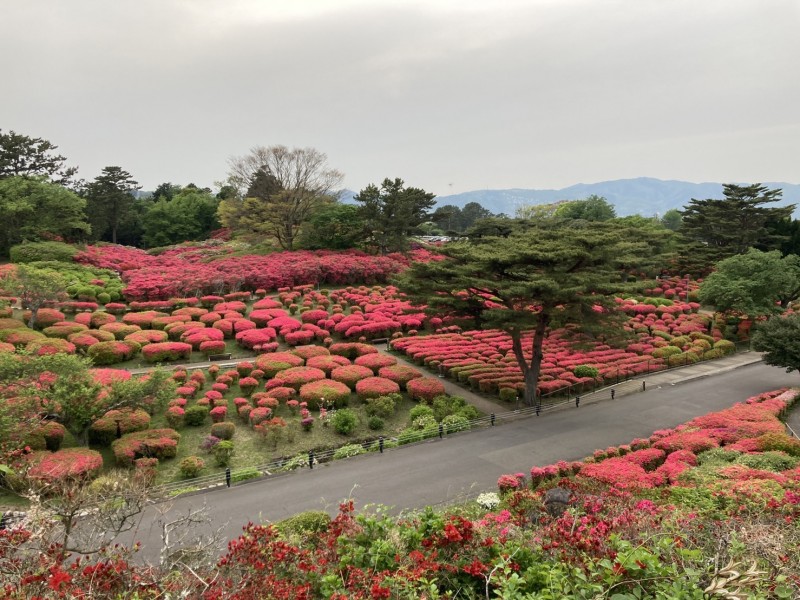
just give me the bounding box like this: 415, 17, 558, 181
208, 353, 233, 361
371, 338, 389, 345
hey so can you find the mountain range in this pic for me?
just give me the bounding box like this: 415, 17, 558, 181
342, 177, 800, 218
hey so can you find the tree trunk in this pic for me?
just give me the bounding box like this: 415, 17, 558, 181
112, 226, 117, 245
509, 314, 549, 406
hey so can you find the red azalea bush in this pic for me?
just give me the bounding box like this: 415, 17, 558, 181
254, 351, 305, 377
25, 308, 65, 329
99, 322, 142, 340
353, 353, 398, 373
87, 340, 140, 365
27, 447, 104, 484
89, 408, 152, 445
284, 330, 316, 346
377, 364, 423, 389
210, 405, 228, 423
406, 377, 447, 403
165, 405, 186, 428
306, 354, 351, 375
34, 421, 66, 451
26, 338, 76, 356
330, 364, 374, 388
299, 379, 352, 409
355, 376, 401, 400
291, 345, 330, 360
124, 329, 169, 346
141, 342, 193, 363
182, 327, 225, 349
90, 367, 132, 386
269, 366, 327, 391
329, 342, 379, 359
261, 386, 296, 401
68, 332, 102, 352
249, 406, 273, 427
122, 310, 169, 329
111, 428, 181, 467
238, 376, 259, 395
199, 340, 227, 356
235, 328, 278, 351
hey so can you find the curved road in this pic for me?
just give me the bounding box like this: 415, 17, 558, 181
118, 361, 799, 562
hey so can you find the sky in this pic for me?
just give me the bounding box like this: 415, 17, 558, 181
2, 0, 798, 195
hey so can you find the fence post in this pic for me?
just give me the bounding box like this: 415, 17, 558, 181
611, 388, 615, 400
438, 423, 444, 439
379, 436, 384, 453
642, 381, 646, 392
575, 395, 580, 408
308, 450, 314, 470
225, 468, 231, 488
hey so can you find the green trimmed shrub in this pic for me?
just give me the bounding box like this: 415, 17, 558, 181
408, 404, 434, 424
210, 421, 235, 440
184, 405, 209, 426
737, 451, 798, 472
364, 393, 399, 418
9, 241, 77, 264
212, 440, 235, 467
573, 365, 599, 379
179, 456, 205, 478
331, 408, 358, 435
274, 511, 331, 536
367, 416, 385, 431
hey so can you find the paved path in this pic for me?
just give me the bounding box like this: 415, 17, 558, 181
119, 355, 799, 562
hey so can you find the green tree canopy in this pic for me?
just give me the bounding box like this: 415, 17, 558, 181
554, 195, 617, 221
752, 314, 800, 374
296, 203, 364, 250
142, 187, 220, 248
83, 166, 141, 244
218, 145, 343, 250
0, 265, 67, 329
679, 183, 794, 266
0, 176, 90, 257
396, 221, 673, 405
353, 178, 436, 254
698, 249, 800, 318
431, 202, 494, 234
660, 208, 682, 231
0, 129, 77, 185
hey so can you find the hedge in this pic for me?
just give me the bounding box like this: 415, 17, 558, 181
87, 340, 140, 365
299, 379, 352, 409
89, 408, 152, 446
27, 447, 104, 484
111, 428, 181, 467
141, 342, 192, 363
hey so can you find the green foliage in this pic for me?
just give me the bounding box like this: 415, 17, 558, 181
296, 203, 364, 250
210, 421, 235, 440
331, 408, 358, 435
431, 395, 473, 421
333, 443, 366, 460
367, 416, 384, 430
441, 414, 470, 433
0, 265, 67, 329
755, 432, 800, 457
274, 510, 331, 537
573, 365, 599, 379
141, 187, 220, 248
699, 249, 800, 317
212, 440, 235, 467
9, 241, 77, 264
431, 202, 494, 234
0, 129, 77, 184
408, 404, 435, 424
752, 314, 800, 373
230, 467, 261, 483
553, 195, 616, 221
353, 177, 436, 254
179, 455, 204, 478
184, 405, 209, 426
364, 393, 398, 418
737, 450, 798, 472
411, 414, 438, 431
83, 166, 140, 244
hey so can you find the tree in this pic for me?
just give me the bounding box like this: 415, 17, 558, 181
218, 145, 343, 250
0, 176, 90, 257
698, 249, 800, 318
151, 182, 181, 202
679, 183, 794, 265
660, 208, 682, 231
396, 221, 672, 406
83, 166, 141, 244
354, 178, 436, 254
296, 203, 364, 250
554, 195, 617, 221
142, 187, 220, 247
0, 265, 67, 329
752, 314, 800, 374
0, 129, 77, 185
515, 201, 564, 221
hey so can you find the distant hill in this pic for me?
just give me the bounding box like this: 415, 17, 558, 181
430, 178, 800, 218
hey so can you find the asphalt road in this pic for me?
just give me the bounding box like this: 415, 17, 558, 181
119, 360, 799, 563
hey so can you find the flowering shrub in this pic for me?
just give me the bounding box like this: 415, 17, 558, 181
165, 405, 185, 428
355, 376, 401, 400
111, 428, 181, 467
99, 322, 142, 340
269, 366, 327, 391
376, 364, 423, 389
124, 329, 169, 346
329, 342, 379, 359
87, 340, 140, 365
122, 310, 169, 329
141, 342, 192, 363
497, 473, 526, 494
210, 405, 228, 423
330, 364, 374, 388
210, 421, 235, 440
26, 338, 76, 356
254, 351, 305, 377
27, 448, 104, 484
249, 407, 273, 427
299, 379, 352, 409
89, 408, 151, 446
353, 353, 398, 373
182, 327, 224, 349
406, 377, 447, 403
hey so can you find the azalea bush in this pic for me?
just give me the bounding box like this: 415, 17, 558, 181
111, 428, 181, 467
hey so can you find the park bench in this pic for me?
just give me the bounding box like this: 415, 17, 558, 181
208, 353, 232, 361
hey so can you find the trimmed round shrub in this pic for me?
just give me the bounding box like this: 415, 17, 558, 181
354, 353, 397, 373
573, 365, 599, 379
210, 421, 235, 440
239, 376, 259, 395
68, 332, 102, 352
89, 408, 151, 445
165, 322, 205, 341
26, 338, 76, 356
254, 351, 305, 377
112, 428, 181, 467
22, 308, 66, 329
34, 421, 67, 452
28, 447, 103, 484
270, 366, 327, 391
406, 377, 447, 404
235, 328, 278, 352
199, 340, 227, 356
165, 406, 185, 428
262, 386, 296, 401
377, 364, 423, 389
364, 393, 399, 419
0, 328, 45, 346
125, 329, 169, 346
9, 240, 77, 263
299, 379, 352, 409
141, 342, 192, 363
212, 440, 235, 466
355, 377, 401, 401
292, 345, 330, 360
43, 324, 87, 339
331, 408, 358, 435
329, 342, 378, 359
99, 322, 142, 340
182, 327, 225, 349
87, 340, 140, 365
89, 312, 117, 328
184, 405, 209, 426
306, 354, 351, 375
368, 416, 385, 431
330, 364, 374, 389
122, 311, 169, 329
179, 455, 205, 478
210, 405, 228, 423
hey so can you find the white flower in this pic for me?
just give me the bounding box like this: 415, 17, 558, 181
476, 492, 500, 510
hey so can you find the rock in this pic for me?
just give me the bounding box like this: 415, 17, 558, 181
543, 487, 572, 517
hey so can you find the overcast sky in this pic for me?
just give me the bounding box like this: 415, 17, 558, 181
2, 0, 798, 195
